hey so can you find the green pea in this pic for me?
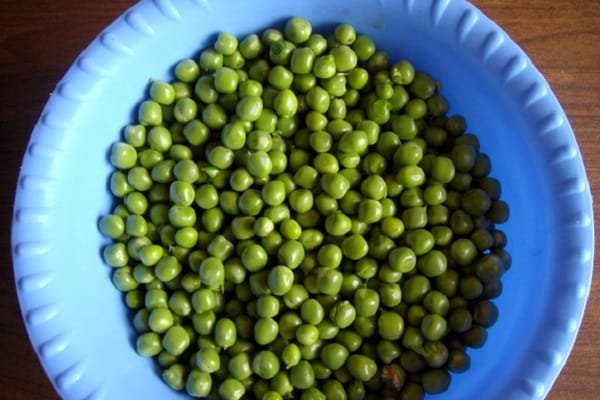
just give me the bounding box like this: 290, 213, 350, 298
99, 214, 125, 239
272, 89, 297, 118
330, 45, 357, 72
185, 369, 212, 397
381, 217, 405, 239
341, 234, 369, 260
237, 33, 262, 59
110, 142, 138, 170
352, 34, 375, 61
403, 275, 431, 304
417, 250, 448, 278
192, 258, 220, 289
316, 268, 344, 295
218, 378, 245, 400
137, 330, 168, 358
321, 173, 350, 199
421, 314, 447, 341
389, 60, 414, 85
347, 354, 377, 382
474, 254, 505, 283
283, 17, 311, 44
330, 300, 357, 328
252, 350, 280, 379
138, 100, 162, 126
154, 255, 181, 282
278, 240, 305, 269
354, 288, 380, 317
212, 317, 236, 350
290, 360, 315, 389
358, 199, 383, 224
161, 325, 190, 356
246, 150, 272, 178
240, 243, 268, 272
254, 317, 279, 345
405, 229, 435, 256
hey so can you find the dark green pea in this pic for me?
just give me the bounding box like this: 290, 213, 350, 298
487, 200, 510, 224
398, 382, 424, 400
423, 126, 448, 147
400, 349, 425, 375
410, 71, 436, 99
426, 94, 448, 117
474, 254, 505, 283
421, 369, 451, 394
435, 269, 460, 297
462, 324, 488, 348
459, 275, 484, 300
448, 308, 473, 333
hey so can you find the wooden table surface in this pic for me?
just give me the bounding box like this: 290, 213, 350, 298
0, 1, 598, 399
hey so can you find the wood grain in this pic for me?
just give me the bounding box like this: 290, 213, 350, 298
0, 1, 598, 399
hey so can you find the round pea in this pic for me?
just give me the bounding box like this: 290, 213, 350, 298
290, 360, 315, 389
347, 354, 377, 382
253, 350, 280, 379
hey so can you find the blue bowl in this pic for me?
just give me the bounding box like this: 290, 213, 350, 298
11, 0, 594, 399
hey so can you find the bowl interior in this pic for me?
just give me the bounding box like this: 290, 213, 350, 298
12, 0, 593, 399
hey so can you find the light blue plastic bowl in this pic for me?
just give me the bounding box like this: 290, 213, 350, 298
11, 0, 594, 399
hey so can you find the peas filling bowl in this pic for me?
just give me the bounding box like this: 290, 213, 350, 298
11, 1, 593, 399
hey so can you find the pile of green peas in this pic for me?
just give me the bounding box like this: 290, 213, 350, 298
100, 16, 511, 400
